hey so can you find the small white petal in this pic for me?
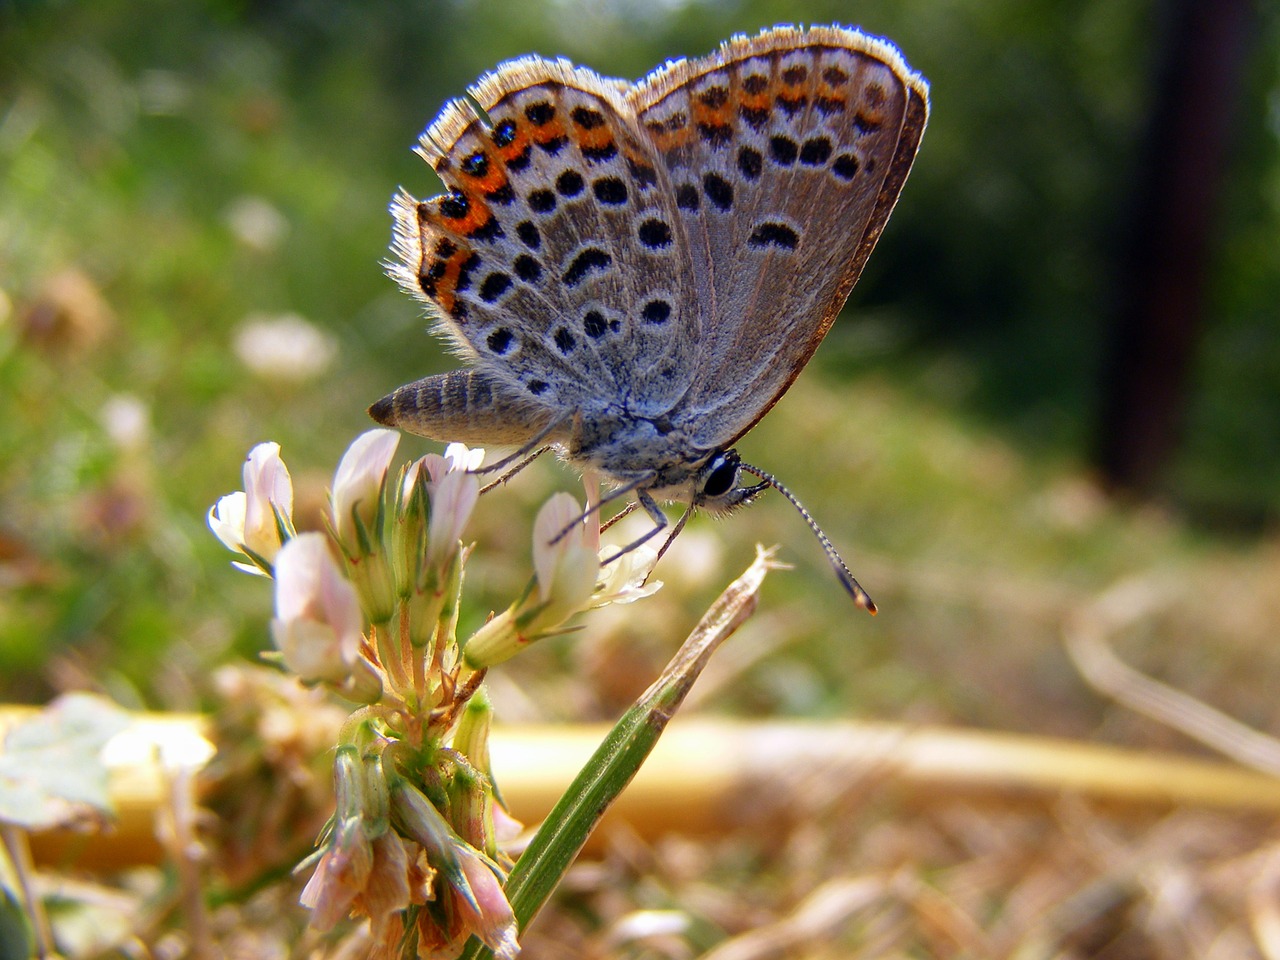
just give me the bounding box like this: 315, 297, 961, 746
242, 441, 293, 561
529, 494, 599, 622
272, 534, 363, 682
208, 492, 248, 553
444, 442, 485, 473
420, 452, 451, 486
332, 430, 399, 550
593, 546, 662, 606
271, 618, 346, 683
401, 456, 426, 500
426, 468, 479, 563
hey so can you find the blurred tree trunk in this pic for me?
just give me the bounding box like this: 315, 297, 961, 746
1095, 0, 1255, 495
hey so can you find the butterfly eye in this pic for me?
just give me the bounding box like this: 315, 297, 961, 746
701, 454, 739, 499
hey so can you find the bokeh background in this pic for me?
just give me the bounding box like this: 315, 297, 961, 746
10, 0, 1280, 721
7, 0, 1280, 721
3, 0, 1280, 766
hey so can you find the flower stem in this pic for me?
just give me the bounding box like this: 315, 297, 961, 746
457, 548, 776, 959
405, 604, 427, 707
374, 621, 408, 694
1, 824, 49, 958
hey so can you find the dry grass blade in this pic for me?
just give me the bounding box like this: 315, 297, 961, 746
1065, 575, 1280, 775
699, 875, 889, 960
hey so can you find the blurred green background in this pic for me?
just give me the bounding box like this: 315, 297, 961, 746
2, 0, 1278, 737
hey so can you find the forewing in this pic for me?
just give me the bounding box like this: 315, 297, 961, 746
629, 25, 929, 449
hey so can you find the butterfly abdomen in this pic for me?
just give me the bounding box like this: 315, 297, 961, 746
369, 369, 559, 446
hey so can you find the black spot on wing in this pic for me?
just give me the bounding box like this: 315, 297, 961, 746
479, 272, 512, 302
702, 173, 733, 211
747, 222, 800, 250
637, 218, 672, 249
528, 189, 556, 213
593, 177, 628, 205
487, 327, 514, 354
641, 299, 671, 324
563, 248, 612, 287
513, 254, 541, 282
556, 170, 585, 197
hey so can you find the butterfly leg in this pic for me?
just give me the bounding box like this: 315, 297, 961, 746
597, 496, 696, 589
599, 491, 694, 573
546, 472, 657, 548
479, 445, 553, 494
596, 489, 668, 562
600, 499, 639, 533
473, 419, 569, 476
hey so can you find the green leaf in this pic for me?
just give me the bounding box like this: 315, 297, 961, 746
0, 884, 34, 960
0, 693, 131, 831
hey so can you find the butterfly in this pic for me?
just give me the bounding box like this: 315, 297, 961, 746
370, 24, 929, 612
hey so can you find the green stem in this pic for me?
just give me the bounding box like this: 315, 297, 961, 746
457, 548, 777, 960
1, 824, 49, 958
374, 621, 409, 694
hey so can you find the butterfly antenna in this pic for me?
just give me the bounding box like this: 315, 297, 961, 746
740, 462, 877, 614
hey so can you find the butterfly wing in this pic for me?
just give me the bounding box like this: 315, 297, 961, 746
629, 25, 929, 450
387, 56, 701, 438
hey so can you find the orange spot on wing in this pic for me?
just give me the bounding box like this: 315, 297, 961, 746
650, 126, 689, 151
532, 118, 567, 146
645, 109, 692, 151
495, 123, 531, 164
691, 96, 733, 130
434, 254, 461, 312
575, 124, 615, 153
424, 245, 479, 315
622, 144, 652, 168
462, 159, 508, 196
456, 204, 493, 236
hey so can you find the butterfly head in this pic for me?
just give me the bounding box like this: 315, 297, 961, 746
692, 449, 770, 515
697, 451, 879, 615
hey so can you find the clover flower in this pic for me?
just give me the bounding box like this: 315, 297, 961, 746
210, 431, 693, 959
390, 778, 518, 960
463, 494, 664, 669
208, 441, 294, 573
331, 429, 400, 623
270, 533, 367, 691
